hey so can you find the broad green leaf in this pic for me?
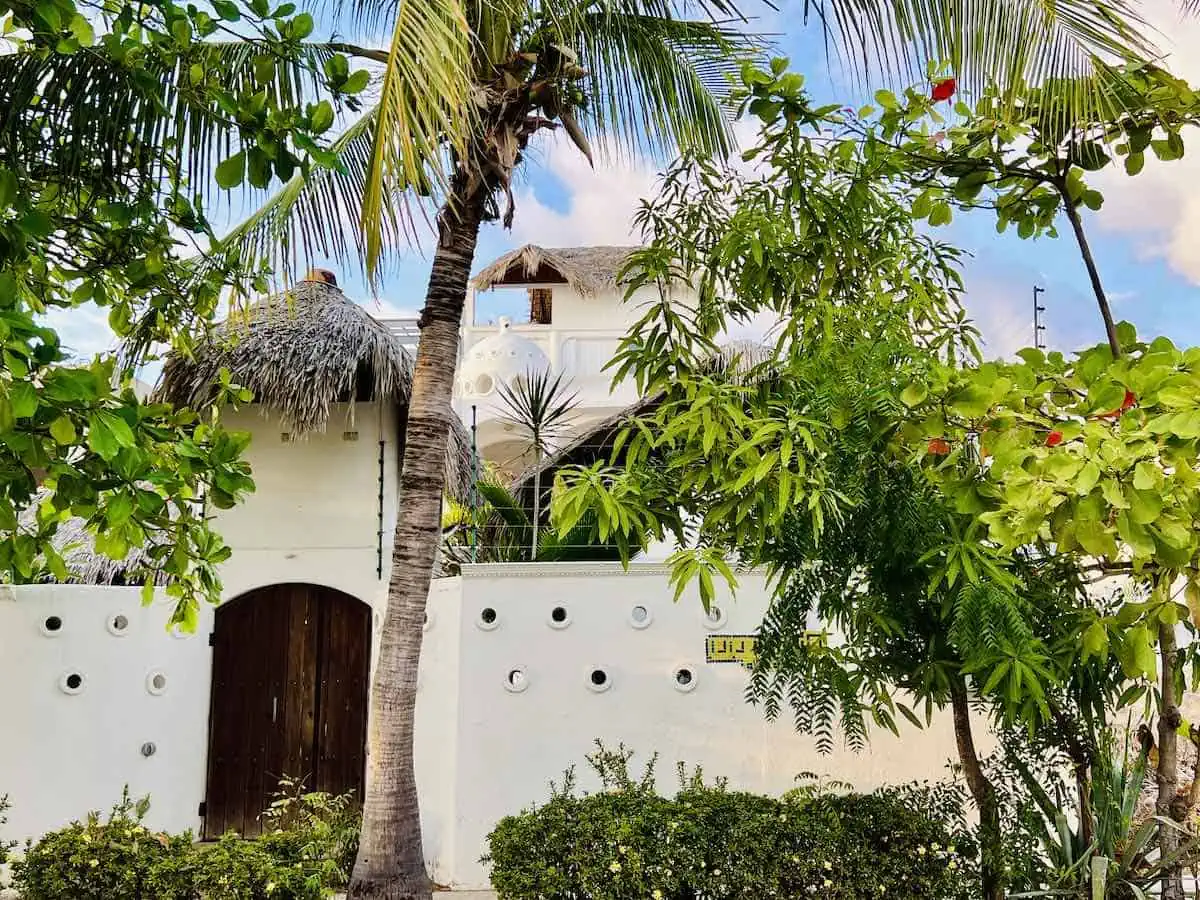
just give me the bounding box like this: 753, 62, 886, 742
49, 416, 76, 445
215, 152, 246, 189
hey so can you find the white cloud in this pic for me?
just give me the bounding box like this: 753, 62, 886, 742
1088, 1, 1200, 283
509, 133, 662, 246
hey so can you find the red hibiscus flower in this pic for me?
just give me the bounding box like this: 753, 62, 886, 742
931, 77, 956, 102
928, 438, 951, 456
1045, 431, 1064, 447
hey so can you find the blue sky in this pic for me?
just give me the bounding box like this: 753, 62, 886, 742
51, 0, 1200, 363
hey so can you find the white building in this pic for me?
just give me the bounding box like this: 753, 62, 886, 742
0, 249, 966, 891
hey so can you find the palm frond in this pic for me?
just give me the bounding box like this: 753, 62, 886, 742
361, 0, 476, 277
572, 7, 763, 158
205, 105, 416, 286
814, 0, 1155, 121
0, 40, 339, 198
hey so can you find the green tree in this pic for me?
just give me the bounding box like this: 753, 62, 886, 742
860, 62, 1200, 356
552, 63, 1200, 898
902, 330, 1200, 899
0, 0, 355, 620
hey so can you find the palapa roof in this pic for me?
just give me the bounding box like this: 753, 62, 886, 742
472, 245, 640, 296
510, 340, 772, 502
157, 277, 473, 501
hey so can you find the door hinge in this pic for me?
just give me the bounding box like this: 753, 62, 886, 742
197, 801, 207, 817
208, 632, 216, 646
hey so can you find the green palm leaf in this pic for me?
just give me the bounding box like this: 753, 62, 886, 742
0, 40, 341, 197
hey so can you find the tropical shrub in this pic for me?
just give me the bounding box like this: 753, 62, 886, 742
11, 781, 361, 899
485, 744, 974, 900
191, 834, 325, 900
1, 794, 15, 868
11, 791, 195, 900
258, 775, 362, 889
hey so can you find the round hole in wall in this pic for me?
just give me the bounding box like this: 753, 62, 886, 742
107, 614, 130, 636
169, 623, 190, 640
674, 666, 698, 693
146, 671, 168, 696
504, 666, 529, 693
629, 605, 653, 630
475, 374, 495, 395
59, 671, 85, 695
141, 742, 157, 758
587, 668, 611, 693
548, 605, 570, 629
477, 607, 499, 631
702, 605, 727, 631
423, 610, 434, 632
41, 615, 64, 636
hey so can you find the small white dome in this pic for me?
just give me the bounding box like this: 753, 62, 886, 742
458, 317, 550, 398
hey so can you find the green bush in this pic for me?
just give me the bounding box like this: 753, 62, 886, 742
11, 780, 361, 900
1, 794, 14, 866
11, 791, 195, 900
191, 835, 325, 900
259, 775, 361, 888
485, 744, 975, 900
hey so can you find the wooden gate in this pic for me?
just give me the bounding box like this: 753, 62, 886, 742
203, 583, 371, 838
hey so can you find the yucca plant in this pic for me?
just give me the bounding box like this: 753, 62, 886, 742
1012, 729, 1200, 899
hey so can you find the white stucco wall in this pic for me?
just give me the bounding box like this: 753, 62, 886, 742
0, 585, 215, 842
212, 401, 400, 607
436, 562, 972, 890
0, 563, 971, 890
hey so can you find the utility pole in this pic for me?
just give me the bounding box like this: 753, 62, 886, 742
1033, 285, 1047, 350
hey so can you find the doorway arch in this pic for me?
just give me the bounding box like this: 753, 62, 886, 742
203, 583, 371, 838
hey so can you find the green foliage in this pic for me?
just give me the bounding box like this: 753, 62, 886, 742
258, 775, 362, 889
903, 328, 1200, 688
553, 61, 981, 609
0, 0, 366, 621
486, 744, 974, 900
12, 790, 196, 900
192, 835, 326, 900
442, 475, 635, 568
0, 794, 14, 865
11, 782, 360, 899
862, 62, 1200, 241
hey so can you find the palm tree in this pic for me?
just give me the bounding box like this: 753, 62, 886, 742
279, 7, 759, 898
496, 368, 580, 558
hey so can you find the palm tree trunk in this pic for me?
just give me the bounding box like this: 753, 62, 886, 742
349, 189, 485, 900
950, 679, 1004, 900
1157, 622, 1185, 900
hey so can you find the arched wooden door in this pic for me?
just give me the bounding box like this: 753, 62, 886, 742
203, 583, 371, 838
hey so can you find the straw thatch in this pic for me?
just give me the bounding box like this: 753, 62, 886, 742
156, 278, 473, 500
17, 500, 168, 586
510, 340, 773, 502
472, 245, 641, 295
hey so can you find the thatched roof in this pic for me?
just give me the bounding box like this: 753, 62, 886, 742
156, 278, 472, 500
472, 245, 640, 296
17, 501, 167, 586
510, 340, 772, 502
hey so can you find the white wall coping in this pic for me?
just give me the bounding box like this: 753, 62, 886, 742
456, 562, 767, 578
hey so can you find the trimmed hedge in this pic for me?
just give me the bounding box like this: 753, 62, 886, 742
486, 746, 974, 900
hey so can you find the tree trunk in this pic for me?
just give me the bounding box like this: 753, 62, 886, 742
950, 679, 1005, 900
1061, 196, 1120, 357
349, 190, 485, 900
1157, 622, 1185, 900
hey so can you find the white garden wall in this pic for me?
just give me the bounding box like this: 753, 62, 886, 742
0, 564, 971, 892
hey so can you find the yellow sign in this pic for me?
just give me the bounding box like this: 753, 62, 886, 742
705, 634, 757, 664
